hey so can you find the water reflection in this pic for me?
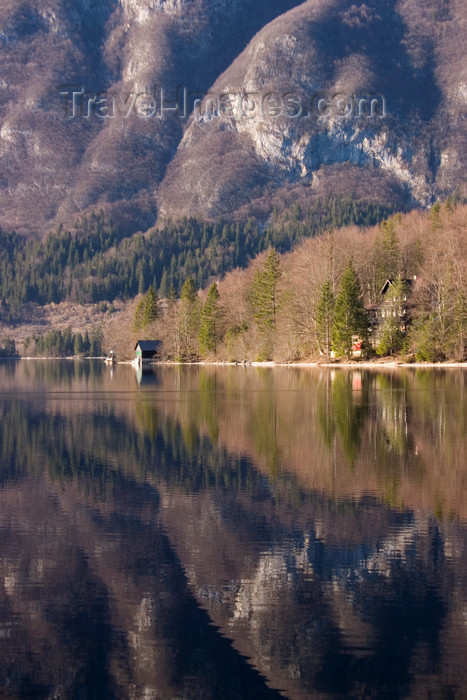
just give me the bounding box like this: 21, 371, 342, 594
317, 371, 370, 464
134, 365, 160, 387
0, 362, 466, 699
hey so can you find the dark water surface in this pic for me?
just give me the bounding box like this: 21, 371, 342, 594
0, 360, 466, 699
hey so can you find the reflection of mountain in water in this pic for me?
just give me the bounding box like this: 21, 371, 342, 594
0, 477, 285, 699
161, 489, 466, 700
0, 362, 467, 698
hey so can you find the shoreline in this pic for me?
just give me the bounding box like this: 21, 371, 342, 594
5, 357, 467, 368
128, 359, 467, 369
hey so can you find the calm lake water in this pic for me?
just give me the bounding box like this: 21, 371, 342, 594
0, 360, 466, 699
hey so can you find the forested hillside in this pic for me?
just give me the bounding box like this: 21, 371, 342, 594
127, 201, 467, 363
0, 197, 390, 320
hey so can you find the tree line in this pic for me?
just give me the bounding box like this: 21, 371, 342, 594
24, 328, 104, 358
0, 337, 17, 357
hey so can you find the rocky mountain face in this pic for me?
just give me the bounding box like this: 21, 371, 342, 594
0, 0, 465, 234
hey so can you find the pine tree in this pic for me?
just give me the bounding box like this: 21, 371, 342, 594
137, 266, 145, 294
199, 282, 221, 357
429, 201, 442, 231
167, 284, 177, 305
73, 332, 84, 356
454, 289, 467, 360
2, 338, 16, 356
250, 248, 282, 360
180, 277, 197, 304
83, 330, 91, 356
374, 219, 400, 295
62, 327, 73, 356
250, 248, 282, 333
142, 285, 159, 327
89, 326, 103, 357
133, 296, 145, 333
159, 268, 168, 298
332, 260, 368, 359
316, 279, 335, 357
176, 277, 200, 360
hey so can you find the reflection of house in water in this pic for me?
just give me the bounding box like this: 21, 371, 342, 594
367, 277, 416, 346
135, 365, 160, 386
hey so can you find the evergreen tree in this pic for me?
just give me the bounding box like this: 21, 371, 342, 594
374, 219, 400, 295
133, 296, 145, 333
316, 279, 335, 357
163, 283, 179, 358
176, 277, 200, 360
159, 268, 168, 298
332, 260, 368, 359
83, 331, 91, 356
89, 327, 103, 357
410, 316, 444, 362
167, 284, 178, 306
199, 282, 221, 357
250, 248, 282, 360
62, 327, 73, 356
137, 266, 145, 294
2, 338, 16, 356
429, 201, 442, 231
73, 332, 84, 356
142, 285, 159, 327
180, 277, 197, 304
454, 289, 467, 360
250, 248, 282, 333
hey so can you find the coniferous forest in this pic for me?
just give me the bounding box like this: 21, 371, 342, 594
0, 198, 391, 321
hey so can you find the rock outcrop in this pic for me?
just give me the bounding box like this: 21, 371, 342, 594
0, 0, 465, 234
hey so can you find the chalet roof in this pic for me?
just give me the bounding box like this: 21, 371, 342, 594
380, 278, 414, 296
134, 340, 160, 351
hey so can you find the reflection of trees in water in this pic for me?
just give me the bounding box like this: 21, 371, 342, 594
375, 373, 410, 455
1, 364, 467, 699
199, 369, 220, 443
412, 369, 467, 470
318, 373, 336, 449
370, 372, 418, 506
23, 359, 104, 386
251, 392, 282, 479
317, 371, 370, 464
0, 397, 265, 497
334, 372, 370, 465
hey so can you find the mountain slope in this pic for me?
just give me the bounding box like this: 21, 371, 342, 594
158, 0, 467, 219
0, 0, 465, 234
0, 0, 305, 234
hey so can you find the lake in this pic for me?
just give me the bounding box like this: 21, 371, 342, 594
0, 360, 466, 699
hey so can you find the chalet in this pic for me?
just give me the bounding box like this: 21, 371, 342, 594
134, 340, 161, 365
367, 277, 416, 346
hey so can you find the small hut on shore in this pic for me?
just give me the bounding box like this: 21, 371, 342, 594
134, 340, 161, 366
